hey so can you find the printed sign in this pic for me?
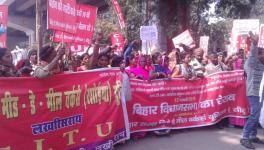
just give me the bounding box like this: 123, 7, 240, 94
111, 32, 125, 53
140, 26, 158, 41
127, 71, 249, 132
0, 69, 129, 150
172, 30, 195, 48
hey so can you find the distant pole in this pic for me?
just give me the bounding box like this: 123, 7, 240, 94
36, 0, 42, 64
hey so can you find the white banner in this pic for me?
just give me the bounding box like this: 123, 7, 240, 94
172, 30, 195, 48
231, 19, 259, 54
232, 19, 259, 35
199, 36, 209, 54
140, 26, 158, 41
258, 24, 264, 48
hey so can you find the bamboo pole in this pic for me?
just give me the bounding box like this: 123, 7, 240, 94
36, 0, 42, 64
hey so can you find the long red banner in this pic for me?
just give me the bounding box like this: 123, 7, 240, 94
127, 70, 249, 132
111, 0, 125, 29
0, 69, 129, 150
0, 69, 249, 149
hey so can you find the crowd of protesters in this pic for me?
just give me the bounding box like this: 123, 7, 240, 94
0, 33, 245, 79
1, 32, 264, 149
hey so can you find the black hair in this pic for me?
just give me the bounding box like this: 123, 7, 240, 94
111, 55, 123, 67
238, 49, 244, 53
179, 44, 191, 53
98, 53, 110, 60
80, 53, 89, 61
75, 55, 82, 60
39, 45, 55, 61
0, 47, 8, 60
208, 51, 218, 57
258, 47, 264, 55
217, 52, 224, 56
28, 49, 37, 58
152, 52, 161, 63
179, 51, 190, 61
128, 53, 136, 60
164, 55, 169, 61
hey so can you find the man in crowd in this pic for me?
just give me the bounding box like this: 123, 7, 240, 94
189, 47, 205, 77
240, 33, 264, 149
205, 52, 228, 75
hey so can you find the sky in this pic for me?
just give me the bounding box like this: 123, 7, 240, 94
207, 2, 224, 24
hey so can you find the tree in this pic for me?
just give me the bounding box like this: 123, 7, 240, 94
95, 0, 144, 44
215, 0, 252, 19
95, 0, 227, 52
214, 0, 264, 21
211, 0, 264, 52
250, 0, 264, 22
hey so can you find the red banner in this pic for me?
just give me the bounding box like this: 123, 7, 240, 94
48, 0, 77, 33
111, 32, 125, 53
53, 31, 74, 43
0, 69, 129, 150
236, 35, 251, 54
70, 44, 86, 53
111, 0, 125, 29
0, 5, 8, 48
127, 71, 249, 132
53, 4, 97, 48
75, 4, 97, 45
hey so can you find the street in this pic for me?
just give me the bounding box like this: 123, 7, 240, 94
116, 127, 264, 150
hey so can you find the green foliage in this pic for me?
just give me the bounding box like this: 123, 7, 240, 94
94, 17, 119, 44
211, 0, 264, 50
94, 0, 144, 43
118, 0, 144, 41
93, 0, 264, 51
208, 19, 233, 51
215, 0, 251, 19
189, 0, 212, 35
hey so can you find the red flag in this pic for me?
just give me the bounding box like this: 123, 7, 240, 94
75, 4, 97, 45
0, 5, 8, 48
48, 0, 77, 34
111, 32, 125, 53
52, 4, 97, 48
111, 0, 125, 29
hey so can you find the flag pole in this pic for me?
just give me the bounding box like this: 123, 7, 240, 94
36, 0, 42, 64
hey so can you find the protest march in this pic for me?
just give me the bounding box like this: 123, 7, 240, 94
1, 0, 264, 150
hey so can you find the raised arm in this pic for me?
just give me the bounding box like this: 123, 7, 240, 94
245, 32, 258, 68
124, 43, 134, 66
124, 40, 140, 66
88, 33, 103, 69
34, 44, 65, 78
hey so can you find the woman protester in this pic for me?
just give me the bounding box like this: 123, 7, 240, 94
171, 51, 196, 80
0, 48, 18, 77
149, 52, 171, 135
150, 52, 170, 80
33, 43, 65, 78
132, 55, 150, 80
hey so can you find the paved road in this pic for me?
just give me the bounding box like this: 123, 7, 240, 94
116, 127, 264, 150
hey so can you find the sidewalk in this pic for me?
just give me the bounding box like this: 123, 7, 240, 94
116, 127, 264, 150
